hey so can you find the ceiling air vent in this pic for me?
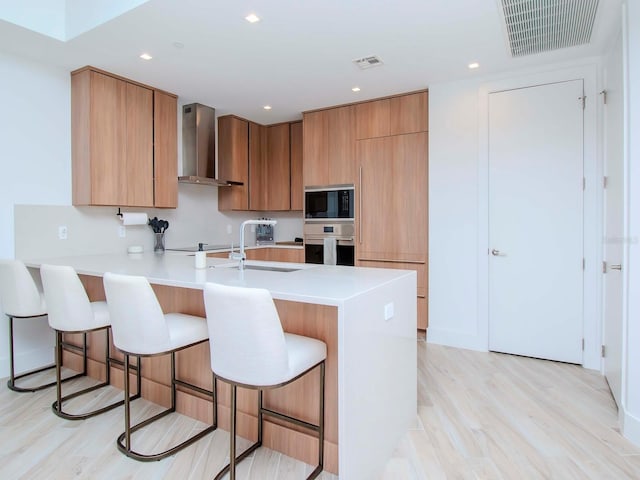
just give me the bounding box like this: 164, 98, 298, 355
353, 55, 384, 70
500, 0, 599, 57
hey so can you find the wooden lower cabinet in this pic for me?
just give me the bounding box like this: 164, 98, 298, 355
69, 275, 340, 475
208, 247, 303, 263
357, 259, 428, 329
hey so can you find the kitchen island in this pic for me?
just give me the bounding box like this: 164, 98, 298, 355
25, 253, 417, 479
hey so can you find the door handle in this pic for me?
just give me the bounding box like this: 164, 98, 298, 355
610, 264, 622, 271
491, 249, 505, 256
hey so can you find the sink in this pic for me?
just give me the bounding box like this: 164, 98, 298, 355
243, 265, 300, 272
210, 263, 300, 273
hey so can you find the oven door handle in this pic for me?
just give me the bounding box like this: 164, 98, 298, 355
305, 237, 354, 246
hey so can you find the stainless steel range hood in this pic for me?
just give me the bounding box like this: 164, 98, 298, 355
178, 103, 242, 187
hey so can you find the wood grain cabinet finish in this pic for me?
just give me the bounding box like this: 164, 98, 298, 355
219, 116, 298, 211
355, 91, 428, 139
218, 115, 250, 211
357, 130, 429, 328
71, 67, 177, 207
290, 121, 303, 211
302, 105, 355, 187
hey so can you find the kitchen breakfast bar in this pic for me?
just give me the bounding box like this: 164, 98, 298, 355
25, 253, 417, 479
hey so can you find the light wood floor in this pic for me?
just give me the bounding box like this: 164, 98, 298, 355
2, 343, 639, 479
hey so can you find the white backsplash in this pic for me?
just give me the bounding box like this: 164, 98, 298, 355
15, 183, 303, 260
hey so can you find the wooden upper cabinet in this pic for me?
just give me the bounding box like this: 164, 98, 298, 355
219, 116, 295, 211
71, 66, 177, 207
303, 105, 355, 187
218, 115, 249, 211
290, 121, 303, 211
154, 91, 178, 208
265, 123, 291, 210
302, 109, 329, 186
355, 91, 428, 139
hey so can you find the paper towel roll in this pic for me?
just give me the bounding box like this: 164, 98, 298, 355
120, 212, 148, 226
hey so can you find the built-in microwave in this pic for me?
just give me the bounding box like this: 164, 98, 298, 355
304, 185, 354, 221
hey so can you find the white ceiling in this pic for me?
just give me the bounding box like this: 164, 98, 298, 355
0, 0, 622, 124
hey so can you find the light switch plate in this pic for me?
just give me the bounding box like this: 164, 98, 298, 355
58, 226, 68, 240
384, 302, 394, 321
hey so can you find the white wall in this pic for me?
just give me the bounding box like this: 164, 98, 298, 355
428, 60, 603, 370
0, 53, 71, 378
622, 0, 640, 445
0, 52, 303, 379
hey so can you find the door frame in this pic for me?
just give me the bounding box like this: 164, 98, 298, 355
477, 63, 602, 370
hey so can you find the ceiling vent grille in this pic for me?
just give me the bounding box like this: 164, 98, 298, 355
353, 55, 384, 70
500, 0, 599, 57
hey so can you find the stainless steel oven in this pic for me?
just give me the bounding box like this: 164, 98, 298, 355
304, 222, 355, 266
304, 185, 354, 221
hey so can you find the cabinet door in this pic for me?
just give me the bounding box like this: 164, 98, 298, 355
390, 92, 428, 136
153, 91, 178, 208
358, 132, 427, 262
265, 123, 291, 210
290, 121, 303, 210
303, 110, 328, 186
327, 106, 356, 185
125, 82, 154, 207
355, 99, 390, 140
90, 71, 127, 205
218, 116, 249, 210
249, 122, 267, 210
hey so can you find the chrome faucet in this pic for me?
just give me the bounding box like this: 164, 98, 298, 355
230, 219, 277, 270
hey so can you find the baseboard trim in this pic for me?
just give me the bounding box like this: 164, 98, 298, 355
425, 327, 487, 352
622, 407, 640, 447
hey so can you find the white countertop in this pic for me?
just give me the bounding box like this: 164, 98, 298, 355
25, 253, 414, 306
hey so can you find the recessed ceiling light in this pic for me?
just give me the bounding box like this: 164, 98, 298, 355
245, 13, 260, 23
352, 86, 361, 92
263, 105, 272, 110
173, 42, 184, 49
468, 62, 480, 69
140, 53, 153, 60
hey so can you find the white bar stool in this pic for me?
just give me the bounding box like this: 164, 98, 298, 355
41, 264, 141, 420
103, 272, 217, 461
203, 282, 327, 480
0, 259, 84, 393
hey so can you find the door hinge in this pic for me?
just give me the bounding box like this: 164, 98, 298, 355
603, 260, 607, 273
601, 345, 606, 358
600, 90, 607, 105
583, 177, 586, 190
582, 338, 585, 351
583, 258, 586, 270
603, 176, 608, 189
579, 95, 586, 109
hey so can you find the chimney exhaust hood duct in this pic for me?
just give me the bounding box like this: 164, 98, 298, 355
178, 103, 242, 187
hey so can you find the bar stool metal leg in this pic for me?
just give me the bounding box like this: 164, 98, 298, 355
51, 328, 141, 420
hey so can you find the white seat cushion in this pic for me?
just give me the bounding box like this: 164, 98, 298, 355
268, 333, 326, 387
164, 313, 209, 352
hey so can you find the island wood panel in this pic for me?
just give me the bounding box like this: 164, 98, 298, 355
125, 82, 154, 207
69, 274, 339, 474
245, 248, 304, 263
153, 90, 178, 208
290, 121, 303, 211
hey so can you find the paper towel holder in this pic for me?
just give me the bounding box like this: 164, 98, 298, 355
116, 208, 123, 218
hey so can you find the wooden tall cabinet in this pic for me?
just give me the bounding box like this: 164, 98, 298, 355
303, 105, 355, 186
71, 66, 177, 207
355, 91, 428, 139
218, 116, 250, 211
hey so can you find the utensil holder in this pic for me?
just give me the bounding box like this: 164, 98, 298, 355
154, 233, 165, 253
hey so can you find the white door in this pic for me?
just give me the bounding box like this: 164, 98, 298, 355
488, 80, 584, 364
603, 33, 624, 407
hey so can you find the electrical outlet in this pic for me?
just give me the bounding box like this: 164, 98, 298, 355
384, 302, 394, 321
226, 224, 232, 235
118, 225, 126, 238
58, 226, 68, 240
